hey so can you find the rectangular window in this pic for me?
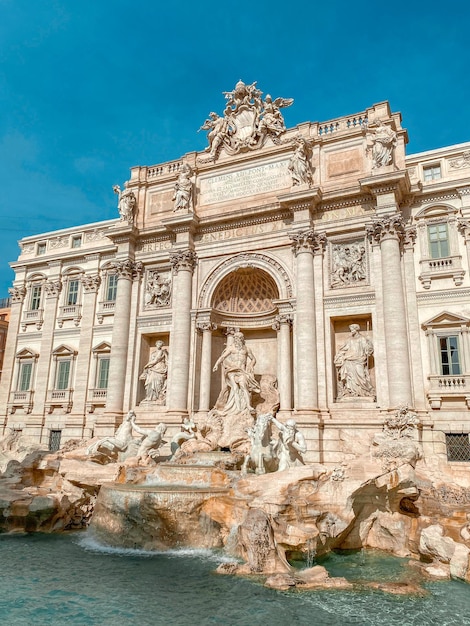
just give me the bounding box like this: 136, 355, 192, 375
19, 362, 32, 391
30, 285, 42, 311
446, 433, 470, 462
49, 430, 62, 452
71, 236, 82, 249
37, 242, 46, 255
56, 360, 71, 390
428, 223, 449, 259
423, 165, 441, 181
97, 358, 110, 389
106, 274, 118, 302
67, 279, 80, 305
439, 336, 461, 375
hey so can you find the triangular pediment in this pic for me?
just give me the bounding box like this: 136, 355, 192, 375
92, 341, 111, 353
16, 347, 38, 359
52, 344, 77, 357
422, 311, 470, 328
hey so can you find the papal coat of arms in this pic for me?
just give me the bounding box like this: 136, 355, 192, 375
199, 80, 293, 160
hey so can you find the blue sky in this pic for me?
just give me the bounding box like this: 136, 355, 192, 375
1, 0, 469, 295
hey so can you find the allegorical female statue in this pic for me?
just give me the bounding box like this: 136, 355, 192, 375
334, 324, 374, 399
140, 340, 168, 404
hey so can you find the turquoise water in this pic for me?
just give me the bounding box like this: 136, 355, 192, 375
0, 533, 469, 626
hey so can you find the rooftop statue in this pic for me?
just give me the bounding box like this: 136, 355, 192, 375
172, 163, 194, 212
366, 119, 397, 169
199, 80, 293, 160
288, 135, 314, 187
113, 184, 136, 225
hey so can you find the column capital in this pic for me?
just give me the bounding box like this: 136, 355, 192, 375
8, 285, 26, 304
196, 321, 217, 333
402, 227, 417, 251
272, 313, 293, 331
170, 249, 197, 273
44, 279, 62, 297
80, 273, 101, 293
289, 229, 326, 256
111, 259, 143, 281
366, 214, 406, 244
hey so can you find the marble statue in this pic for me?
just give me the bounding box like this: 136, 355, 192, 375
199, 80, 293, 159
271, 416, 306, 471
172, 164, 194, 212
139, 340, 168, 404
200, 112, 231, 158
113, 185, 136, 224
87, 410, 135, 460
170, 417, 197, 456
366, 120, 397, 168
212, 331, 260, 416
144, 271, 171, 308
130, 415, 167, 465
331, 242, 366, 287
334, 324, 374, 399
241, 412, 276, 475
288, 136, 314, 187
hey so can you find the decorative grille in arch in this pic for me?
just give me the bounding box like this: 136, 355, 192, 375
212, 268, 279, 314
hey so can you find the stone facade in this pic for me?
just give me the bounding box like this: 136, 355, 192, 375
1, 84, 470, 468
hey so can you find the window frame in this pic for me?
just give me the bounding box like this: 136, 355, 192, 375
427, 222, 450, 259
423, 163, 442, 182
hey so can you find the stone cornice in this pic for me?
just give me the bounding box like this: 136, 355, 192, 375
161, 213, 199, 235
359, 169, 411, 203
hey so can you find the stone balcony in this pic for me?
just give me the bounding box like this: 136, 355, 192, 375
97, 301, 115, 324
21, 308, 44, 331
86, 388, 108, 413
8, 390, 34, 414
427, 374, 470, 409
419, 255, 465, 289
57, 304, 82, 328
45, 389, 74, 413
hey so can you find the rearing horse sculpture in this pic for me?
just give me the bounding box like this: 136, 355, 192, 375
241, 412, 276, 475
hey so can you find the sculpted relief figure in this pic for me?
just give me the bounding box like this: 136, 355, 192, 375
366, 119, 397, 169
140, 340, 168, 404
331, 242, 366, 287
334, 324, 374, 399
172, 163, 194, 212
288, 136, 314, 187
113, 184, 136, 225
212, 331, 260, 416
144, 271, 171, 308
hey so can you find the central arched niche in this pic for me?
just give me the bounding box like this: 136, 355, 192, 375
207, 267, 280, 410
211, 267, 279, 315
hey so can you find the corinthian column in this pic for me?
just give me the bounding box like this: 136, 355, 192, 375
289, 230, 325, 414
196, 321, 217, 414
367, 215, 412, 407
272, 313, 293, 415
168, 249, 197, 413
104, 260, 142, 416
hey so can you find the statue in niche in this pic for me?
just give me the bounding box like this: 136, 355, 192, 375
334, 324, 374, 399
139, 340, 168, 404
130, 414, 167, 465
87, 410, 135, 461
366, 119, 397, 168
331, 242, 366, 287
113, 184, 136, 225
271, 416, 307, 471
212, 331, 260, 416
144, 271, 171, 307
172, 163, 194, 212
288, 136, 314, 187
